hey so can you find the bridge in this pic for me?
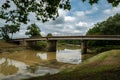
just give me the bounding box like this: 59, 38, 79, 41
12, 35, 120, 54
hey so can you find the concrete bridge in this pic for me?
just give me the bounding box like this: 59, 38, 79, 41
12, 35, 120, 54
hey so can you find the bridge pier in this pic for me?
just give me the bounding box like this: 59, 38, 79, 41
47, 40, 57, 52
20, 39, 28, 46
81, 40, 87, 54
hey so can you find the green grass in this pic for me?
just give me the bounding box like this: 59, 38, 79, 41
25, 50, 120, 80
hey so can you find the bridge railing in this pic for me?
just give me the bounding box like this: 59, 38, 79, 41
53, 33, 84, 36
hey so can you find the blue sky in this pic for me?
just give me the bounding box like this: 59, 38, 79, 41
0, 0, 120, 38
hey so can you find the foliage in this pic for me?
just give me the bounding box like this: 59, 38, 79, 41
82, 0, 120, 6
0, 0, 119, 24
0, 26, 10, 40
58, 40, 81, 45
30, 41, 47, 50
87, 13, 120, 47
47, 33, 53, 37
9, 24, 20, 39
0, 24, 20, 40
25, 23, 41, 37
0, 0, 71, 24
87, 14, 120, 35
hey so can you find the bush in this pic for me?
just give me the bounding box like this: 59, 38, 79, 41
30, 41, 47, 50
90, 45, 120, 53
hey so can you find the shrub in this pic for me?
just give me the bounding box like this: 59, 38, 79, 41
30, 41, 47, 50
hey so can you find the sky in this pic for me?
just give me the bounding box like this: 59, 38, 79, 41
0, 0, 120, 38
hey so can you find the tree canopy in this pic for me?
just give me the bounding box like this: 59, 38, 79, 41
0, 0, 120, 24
0, 0, 71, 24
47, 33, 53, 37
87, 13, 120, 47
87, 13, 120, 35
82, 0, 120, 6
25, 23, 41, 37
0, 24, 20, 40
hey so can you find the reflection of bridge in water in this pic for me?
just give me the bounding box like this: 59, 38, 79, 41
12, 35, 120, 54
37, 49, 81, 64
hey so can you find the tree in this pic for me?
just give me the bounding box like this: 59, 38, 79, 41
82, 0, 120, 6
25, 23, 41, 37
0, 0, 119, 24
87, 13, 120, 35
0, 24, 20, 40
87, 13, 120, 47
0, 0, 71, 24
9, 24, 20, 39
47, 33, 53, 37
0, 26, 10, 40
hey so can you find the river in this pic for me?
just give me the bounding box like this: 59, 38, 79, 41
0, 46, 81, 80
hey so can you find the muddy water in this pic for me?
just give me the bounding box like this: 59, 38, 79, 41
0, 47, 81, 80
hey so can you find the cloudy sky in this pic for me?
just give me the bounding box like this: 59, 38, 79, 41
0, 0, 120, 38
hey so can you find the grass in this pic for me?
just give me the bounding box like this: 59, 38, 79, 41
25, 50, 120, 80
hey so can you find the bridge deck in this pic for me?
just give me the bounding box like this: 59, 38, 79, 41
12, 35, 120, 41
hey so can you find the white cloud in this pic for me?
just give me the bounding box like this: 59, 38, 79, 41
75, 5, 98, 17
76, 22, 88, 27
58, 9, 68, 17
103, 9, 111, 14
73, 30, 82, 33
103, 5, 120, 15
85, 5, 98, 14
75, 11, 85, 17
64, 16, 76, 22
1, 0, 120, 38
40, 31, 46, 36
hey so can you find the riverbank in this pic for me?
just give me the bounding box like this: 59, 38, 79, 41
0, 40, 26, 53
26, 50, 120, 80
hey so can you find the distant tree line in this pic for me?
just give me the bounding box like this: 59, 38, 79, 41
0, 23, 52, 41
58, 40, 81, 45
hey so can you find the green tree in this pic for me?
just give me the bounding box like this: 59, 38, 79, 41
9, 24, 20, 39
0, 24, 20, 40
87, 23, 101, 35
87, 13, 120, 35
82, 0, 120, 6
87, 13, 120, 47
47, 33, 53, 37
0, 0, 119, 24
0, 26, 10, 41
25, 23, 41, 37
0, 0, 71, 24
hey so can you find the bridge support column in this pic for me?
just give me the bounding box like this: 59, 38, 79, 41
20, 39, 28, 46
81, 40, 87, 54
47, 40, 57, 52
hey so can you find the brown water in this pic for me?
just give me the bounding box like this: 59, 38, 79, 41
0, 47, 81, 80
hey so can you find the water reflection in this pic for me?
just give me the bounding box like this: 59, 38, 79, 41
0, 58, 28, 75
37, 52, 56, 61
0, 48, 81, 80
37, 53, 47, 60
56, 49, 81, 64
0, 58, 28, 79
0, 58, 59, 80
37, 49, 81, 64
